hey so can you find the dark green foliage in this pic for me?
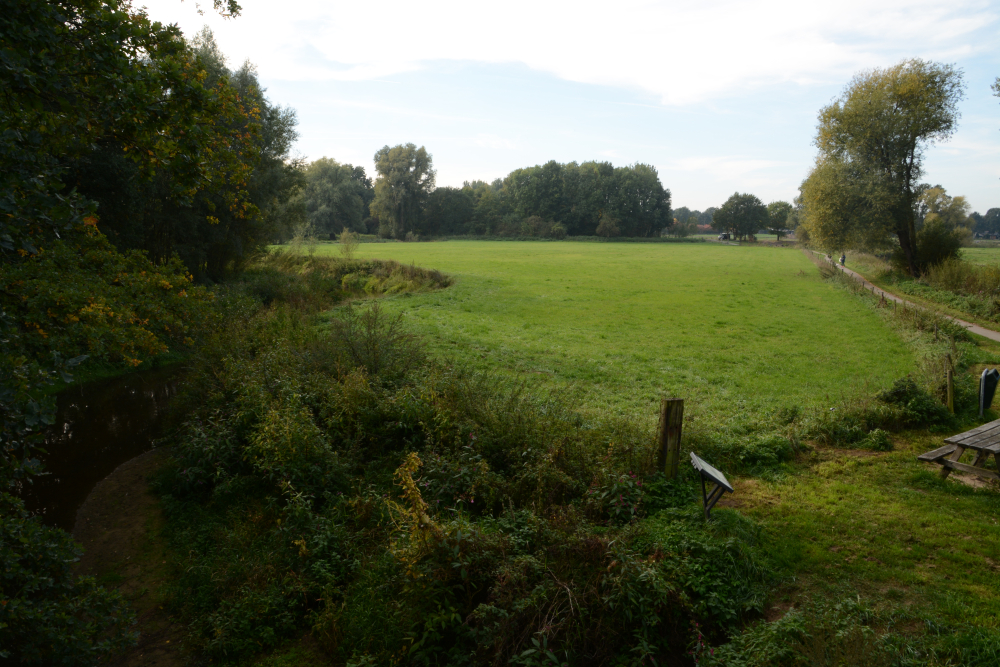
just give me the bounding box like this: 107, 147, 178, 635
409, 161, 671, 238
0, 493, 136, 665
713, 193, 769, 242
891, 218, 964, 274
876, 377, 952, 427
703, 597, 895, 667
329, 302, 427, 384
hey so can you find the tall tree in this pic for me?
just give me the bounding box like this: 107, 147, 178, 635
800, 59, 964, 274
422, 186, 474, 236
370, 144, 435, 239
714, 193, 768, 241
297, 158, 372, 237
766, 200, 793, 240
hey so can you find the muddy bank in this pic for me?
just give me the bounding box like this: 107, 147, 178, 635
73, 448, 186, 667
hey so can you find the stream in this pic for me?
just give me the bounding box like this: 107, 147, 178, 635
19, 366, 181, 532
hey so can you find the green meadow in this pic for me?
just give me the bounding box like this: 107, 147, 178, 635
961, 246, 1000, 266
315, 240, 914, 424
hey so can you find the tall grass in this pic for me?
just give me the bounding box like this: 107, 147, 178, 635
924, 257, 1000, 296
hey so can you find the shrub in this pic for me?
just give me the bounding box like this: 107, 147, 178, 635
861, 428, 893, 452
892, 219, 964, 274
328, 301, 427, 383
876, 377, 952, 427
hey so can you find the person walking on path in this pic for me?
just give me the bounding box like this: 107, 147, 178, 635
840, 253, 846, 266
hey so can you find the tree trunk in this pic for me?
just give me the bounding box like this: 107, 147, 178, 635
897, 213, 919, 277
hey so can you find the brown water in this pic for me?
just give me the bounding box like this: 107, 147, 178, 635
19, 366, 180, 531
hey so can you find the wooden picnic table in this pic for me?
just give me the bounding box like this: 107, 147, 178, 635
918, 420, 1000, 481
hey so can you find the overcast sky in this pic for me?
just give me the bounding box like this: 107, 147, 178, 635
142, 0, 1000, 211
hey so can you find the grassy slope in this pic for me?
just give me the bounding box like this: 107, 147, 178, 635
306, 241, 1000, 640
315, 241, 914, 427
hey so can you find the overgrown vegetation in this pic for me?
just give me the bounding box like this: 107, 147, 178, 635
153, 261, 780, 665
146, 244, 1000, 665
847, 251, 1000, 325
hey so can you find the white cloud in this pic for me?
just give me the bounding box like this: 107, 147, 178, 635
143, 0, 997, 105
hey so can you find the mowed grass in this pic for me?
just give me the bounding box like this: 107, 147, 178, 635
962, 246, 1000, 266
730, 435, 1000, 624
314, 241, 914, 425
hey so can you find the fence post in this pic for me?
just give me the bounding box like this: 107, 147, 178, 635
657, 398, 684, 479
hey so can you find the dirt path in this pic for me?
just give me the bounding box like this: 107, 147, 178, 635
72, 448, 187, 666
806, 250, 1000, 343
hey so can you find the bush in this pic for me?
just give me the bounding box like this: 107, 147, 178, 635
328, 301, 427, 383
861, 428, 893, 452
156, 261, 782, 665
924, 257, 1000, 297
892, 219, 964, 274
876, 377, 952, 427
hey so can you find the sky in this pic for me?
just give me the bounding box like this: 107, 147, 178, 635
141, 0, 1000, 212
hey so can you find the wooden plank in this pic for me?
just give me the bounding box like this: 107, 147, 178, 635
944, 418, 1000, 442
950, 425, 1000, 449
941, 459, 1000, 481
917, 444, 958, 462
941, 445, 966, 480
945, 422, 1000, 446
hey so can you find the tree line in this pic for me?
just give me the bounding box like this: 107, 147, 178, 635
296, 151, 674, 240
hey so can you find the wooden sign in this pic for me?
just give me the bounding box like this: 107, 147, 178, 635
690, 452, 733, 519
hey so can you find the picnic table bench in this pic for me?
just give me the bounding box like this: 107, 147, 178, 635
918, 419, 1000, 481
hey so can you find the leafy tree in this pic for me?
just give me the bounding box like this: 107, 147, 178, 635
608, 163, 672, 237
467, 184, 506, 235
766, 201, 793, 240
981, 208, 1000, 233
699, 207, 718, 229
800, 59, 965, 274
917, 186, 973, 231
714, 193, 768, 241
297, 158, 372, 237
595, 213, 621, 237
370, 144, 435, 239
422, 187, 474, 235
65, 28, 303, 281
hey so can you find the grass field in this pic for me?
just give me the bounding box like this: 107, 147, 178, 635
313, 240, 915, 426
962, 245, 1000, 266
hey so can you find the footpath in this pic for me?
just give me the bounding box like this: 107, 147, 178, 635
808, 250, 1000, 344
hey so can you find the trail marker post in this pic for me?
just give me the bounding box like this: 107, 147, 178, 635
980, 369, 1000, 418
656, 398, 683, 479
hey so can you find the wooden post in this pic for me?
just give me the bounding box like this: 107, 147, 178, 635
656, 398, 684, 479
946, 354, 955, 414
